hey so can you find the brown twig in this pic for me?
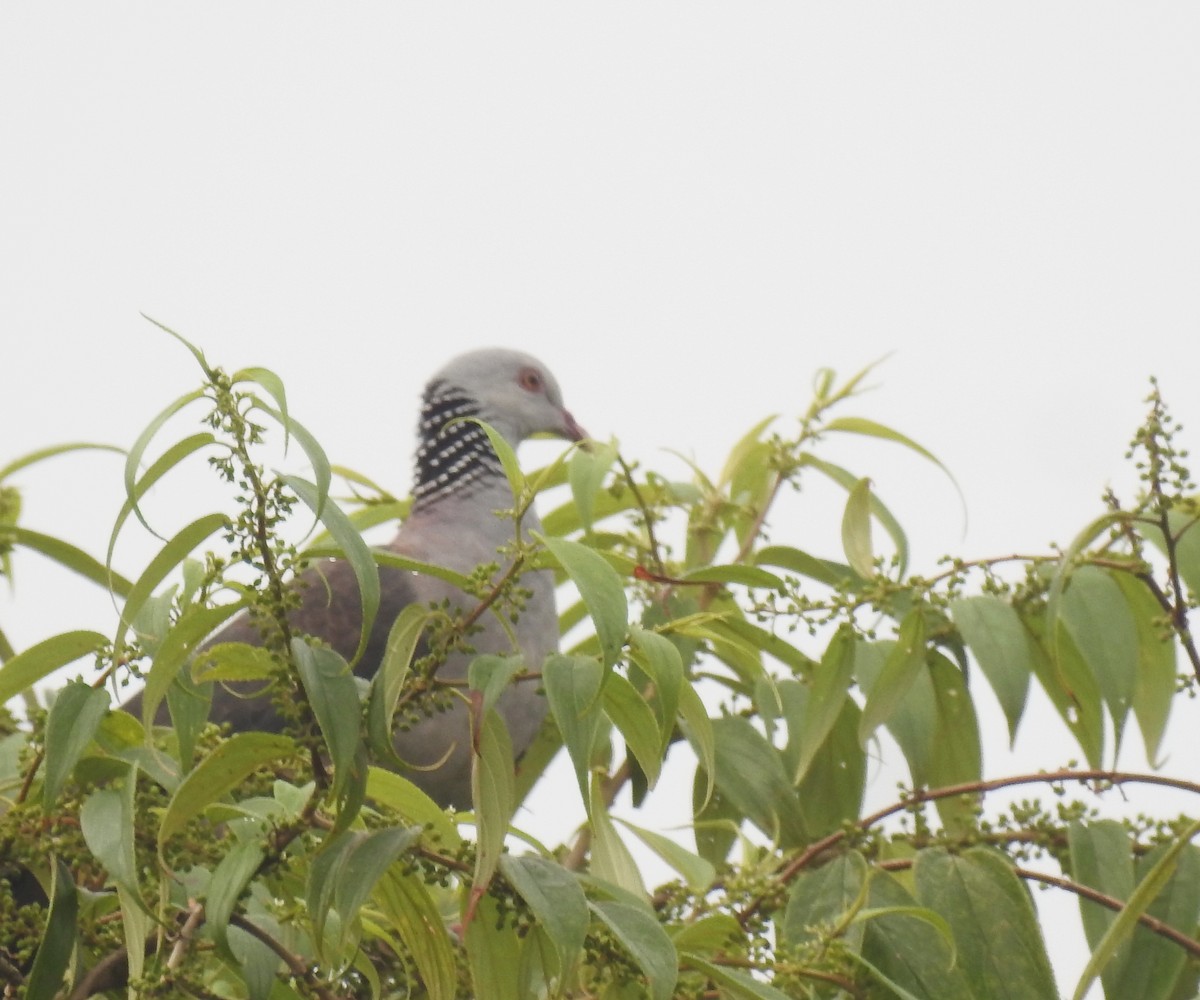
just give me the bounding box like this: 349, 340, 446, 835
228, 913, 338, 1000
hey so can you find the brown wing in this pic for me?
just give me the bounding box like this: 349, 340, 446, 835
122, 558, 422, 732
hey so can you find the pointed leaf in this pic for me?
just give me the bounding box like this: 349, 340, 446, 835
569, 438, 618, 533
1112, 572, 1177, 765
42, 681, 110, 807
543, 653, 604, 801
158, 732, 296, 855
617, 819, 715, 891
114, 512, 230, 661
927, 653, 982, 833
1073, 817, 1200, 1000
80, 782, 138, 890
207, 840, 266, 951
708, 716, 807, 847
284, 475, 379, 665
0, 630, 107, 706
374, 869, 458, 1000
5, 526, 134, 596
23, 857, 78, 1000
501, 854, 589, 972
589, 775, 645, 896
915, 848, 1057, 1000
793, 625, 857, 783
1060, 566, 1139, 755
540, 534, 628, 667
143, 600, 248, 728
858, 611, 926, 747
782, 850, 868, 950
681, 955, 794, 1000
602, 672, 663, 789
473, 709, 517, 894
950, 595, 1032, 746
589, 899, 677, 1000
292, 639, 364, 809
841, 477, 875, 578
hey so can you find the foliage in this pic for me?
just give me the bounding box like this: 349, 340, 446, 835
2, 328, 1200, 999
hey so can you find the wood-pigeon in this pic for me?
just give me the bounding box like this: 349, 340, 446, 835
126, 348, 584, 808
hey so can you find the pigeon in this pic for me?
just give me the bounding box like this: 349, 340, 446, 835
126, 347, 585, 808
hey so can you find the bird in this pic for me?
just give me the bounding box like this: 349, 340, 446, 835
125, 347, 585, 808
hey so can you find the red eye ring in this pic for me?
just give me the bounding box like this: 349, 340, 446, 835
518, 367, 545, 393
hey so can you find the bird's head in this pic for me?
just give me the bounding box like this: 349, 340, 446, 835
430, 348, 586, 446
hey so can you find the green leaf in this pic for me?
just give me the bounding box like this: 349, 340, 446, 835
707, 716, 807, 847
950, 595, 1032, 747
824, 415, 962, 505
678, 682, 715, 809
589, 899, 678, 1000
469, 654, 526, 717
859, 871, 973, 1000
366, 765, 461, 845
793, 695, 867, 839
372, 549, 476, 592
926, 653, 982, 833
122, 386, 208, 536
1059, 566, 1139, 756
0, 630, 107, 706
753, 543, 862, 588
540, 534, 628, 667
465, 892, 525, 1000
1032, 615, 1105, 768
0, 440, 124, 482
292, 639, 364, 812
80, 782, 138, 889
284, 475, 379, 666
782, 850, 868, 950
855, 637, 935, 786
1073, 817, 1200, 1000
589, 776, 646, 896
190, 641, 277, 685
114, 512, 230, 662
679, 564, 786, 590
4, 525, 134, 596
374, 869, 458, 1000
569, 438, 619, 533
543, 653, 605, 801
143, 600, 248, 728
335, 826, 423, 936
207, 840, 266, 951
793, 625, 856, 783
467, 417, 525, 498
23, 857, 78, 1000
681, 955, 794, 1000
602, 672, 663, 789
1109, 841, 1200, 1000
158, 732, 296, 857
915, 848, 1057, 1000
1068, 820, 1135, 992
805, 454, 909, 575
841, 476, 875, 578
628, 625, 683, 752
472, 710, 517, 896
501, 854, 589, 974
42, 681, 109, 808
858, 611, 926, 747
617, 819, 716, 891
1112, 572, 1177, 765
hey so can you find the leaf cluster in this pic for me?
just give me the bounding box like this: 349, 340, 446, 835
2, 333, 1200, 999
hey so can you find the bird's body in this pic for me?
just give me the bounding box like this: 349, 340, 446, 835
126, 348, 582, 808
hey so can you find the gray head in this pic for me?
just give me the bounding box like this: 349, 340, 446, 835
412, 348, 585, 507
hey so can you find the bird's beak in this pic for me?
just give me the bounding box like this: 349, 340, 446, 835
560, 408, 587, 442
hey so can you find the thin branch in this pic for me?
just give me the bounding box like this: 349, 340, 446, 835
617, 453, 666, 578
228, 913, 337, 1000
739, 768, 1200, 925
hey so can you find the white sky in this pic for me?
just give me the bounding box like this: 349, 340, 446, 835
3, 7, 1200, 996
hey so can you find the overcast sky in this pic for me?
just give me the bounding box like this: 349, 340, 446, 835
4, 7, 1200, 994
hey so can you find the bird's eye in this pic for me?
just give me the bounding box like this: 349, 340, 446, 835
518, 367, 544, 393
